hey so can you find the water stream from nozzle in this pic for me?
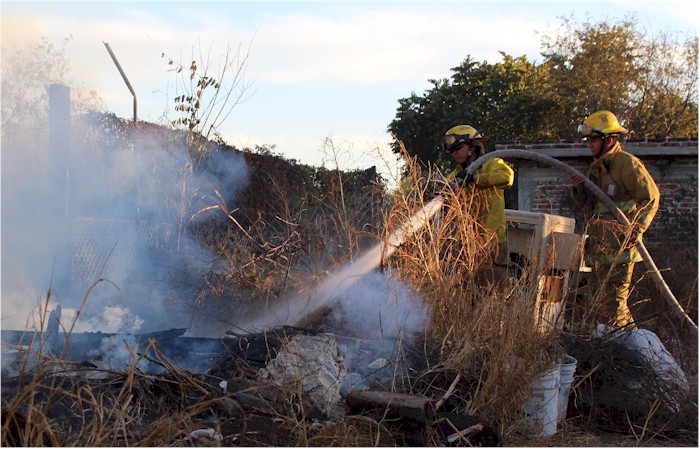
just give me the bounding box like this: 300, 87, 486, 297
237, 196, 446, 333
236, 149, 697, 336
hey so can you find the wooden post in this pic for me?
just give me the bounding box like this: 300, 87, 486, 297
345, 390, 434, 445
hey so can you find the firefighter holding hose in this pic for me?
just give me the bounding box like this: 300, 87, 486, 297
571, 110, 660, 329
441, 125, 514, 271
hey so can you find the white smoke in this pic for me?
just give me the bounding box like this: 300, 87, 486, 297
62, 305, 144, 334
327, 269, 431, 392
1, 108, 249, 334
330, 269, 429, 338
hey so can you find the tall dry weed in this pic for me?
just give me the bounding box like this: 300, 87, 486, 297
384, 152, 564, 432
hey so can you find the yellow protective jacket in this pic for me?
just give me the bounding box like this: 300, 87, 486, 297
571, 142, 660, 264
448, 157, 514, 243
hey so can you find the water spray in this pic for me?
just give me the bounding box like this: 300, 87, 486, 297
240, 149, 696, 336
237, 197, 445, 332
464, 150, 698, 335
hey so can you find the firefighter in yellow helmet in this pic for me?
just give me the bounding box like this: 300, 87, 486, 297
571, 110, 660, 329
441, 125, 514, 270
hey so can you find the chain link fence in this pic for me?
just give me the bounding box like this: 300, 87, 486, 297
70, 216, 182, 293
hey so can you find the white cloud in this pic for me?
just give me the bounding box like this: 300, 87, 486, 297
3, 1, 697, 90
0, 2, 543, 89
249, 7, 543, 83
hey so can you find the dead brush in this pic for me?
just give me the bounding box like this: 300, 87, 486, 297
2, 334, 243, 447
1, 285, 234, 447
185, 185, 306, 334
384, 156, 565, 439
1, 355, 60, 447
185, 147, 386, 336
2, 344, 148, 446
563, 210, 689, 337
306, 415, 394, 446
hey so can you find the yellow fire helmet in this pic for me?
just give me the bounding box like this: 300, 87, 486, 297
577, 110, 627, 139
441, 125, 485, 154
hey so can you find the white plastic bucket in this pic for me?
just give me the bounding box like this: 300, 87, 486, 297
558, 355, 577, 421
522, 365, 560, 437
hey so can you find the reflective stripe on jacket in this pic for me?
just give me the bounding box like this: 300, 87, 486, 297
448, 157, 514, 244
572, 142, 660, 264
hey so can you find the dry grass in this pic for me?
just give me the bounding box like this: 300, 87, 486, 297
3, 144, 696, 447
307, 415, 394, 446
380, 157, 569, 441
2, 335, 249, 446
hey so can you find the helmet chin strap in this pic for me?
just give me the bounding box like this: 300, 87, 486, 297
468, 142, 483, 162
593, 135, 612, 159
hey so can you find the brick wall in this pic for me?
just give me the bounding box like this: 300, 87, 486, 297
495, 139, 698, 264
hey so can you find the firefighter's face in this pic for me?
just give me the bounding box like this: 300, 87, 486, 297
451, 142, 473, 164
587, 136, 604, 157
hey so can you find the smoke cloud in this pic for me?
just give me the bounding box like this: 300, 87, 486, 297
330, 269, 429, 338
328, 269, 431, 391
1, 104, 248, 335
2, 85, 427, 381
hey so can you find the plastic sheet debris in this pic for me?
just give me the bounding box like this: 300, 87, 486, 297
259, 333, 346, 416
367, 358, 389, 369
183, 428, 223, 446
593, 324, 689, 411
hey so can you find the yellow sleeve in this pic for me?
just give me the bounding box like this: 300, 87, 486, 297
474, 158, 514, 190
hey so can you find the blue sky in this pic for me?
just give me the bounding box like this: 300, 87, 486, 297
2, 0, 698, 181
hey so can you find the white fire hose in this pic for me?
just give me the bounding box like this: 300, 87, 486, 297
464, 149, 698, 335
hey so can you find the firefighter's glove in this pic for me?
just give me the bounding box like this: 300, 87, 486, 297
449, 171, 475, 191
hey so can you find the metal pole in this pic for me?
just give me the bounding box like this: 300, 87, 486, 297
103, 42, 138, 123
103, 42, 140, 219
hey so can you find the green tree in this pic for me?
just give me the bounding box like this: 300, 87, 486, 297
628, 31, 698, 138
540, 15, 645, 138
388, 54, 555, 171
389, 15, 698, 168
